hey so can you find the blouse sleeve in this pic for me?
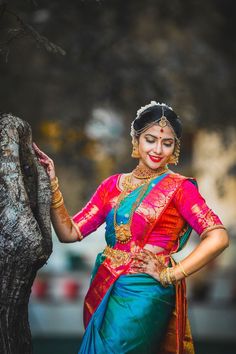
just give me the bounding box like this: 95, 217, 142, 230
72, 177, 111, 238
173, 179, 225, 239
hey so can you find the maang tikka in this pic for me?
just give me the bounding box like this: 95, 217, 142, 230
158, 106, 168, 133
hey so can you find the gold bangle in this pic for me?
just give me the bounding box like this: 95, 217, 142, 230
51, 195, 63, 206
159, 268, 169, 287
51, 190, 63, 204
51, 197, 64, 209
169, 267, 177, 284
51, 197, 63, 206
159, 267, 177, 287
51, 184, 59, 193
178, 261, 188, 277
50, 176, 58, 187
166, 268, 171, 284
50, 177, 59, 191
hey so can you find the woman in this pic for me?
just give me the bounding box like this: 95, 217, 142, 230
34, 101, 229, 354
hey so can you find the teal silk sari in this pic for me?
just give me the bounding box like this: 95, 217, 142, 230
79, 173, 195, 354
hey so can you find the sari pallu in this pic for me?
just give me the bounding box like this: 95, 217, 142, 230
79, 173, 195, 354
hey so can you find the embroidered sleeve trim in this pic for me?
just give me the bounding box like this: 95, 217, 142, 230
200, 225, 226, 240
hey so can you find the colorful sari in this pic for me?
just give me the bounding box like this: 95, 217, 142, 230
73, 172, 224, 354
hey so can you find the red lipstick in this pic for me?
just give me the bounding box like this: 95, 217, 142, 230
148, 155, 163, 163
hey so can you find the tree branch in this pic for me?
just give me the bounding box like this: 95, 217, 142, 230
0, 3, 66, 62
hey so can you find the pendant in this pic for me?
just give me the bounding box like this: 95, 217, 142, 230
115, 224, 132, 244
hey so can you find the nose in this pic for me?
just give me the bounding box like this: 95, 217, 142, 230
153, 141, 162, 155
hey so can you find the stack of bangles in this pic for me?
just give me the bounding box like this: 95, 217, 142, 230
159, 261, 189, 287
50, 177, 64, 209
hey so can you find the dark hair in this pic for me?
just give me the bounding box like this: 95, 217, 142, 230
132, 104, 182, 139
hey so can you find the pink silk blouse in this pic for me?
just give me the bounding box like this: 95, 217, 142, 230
72, 174, 224, 252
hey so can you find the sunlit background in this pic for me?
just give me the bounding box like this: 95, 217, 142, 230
0, 1, 236, 353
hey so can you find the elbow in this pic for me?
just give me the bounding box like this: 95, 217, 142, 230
221, 234, 229, 250
59, 236, 75, 243
59, 238, 68, 243
204, 228, 229, 252
55, 232, 72, 243
218, 229, 230, 250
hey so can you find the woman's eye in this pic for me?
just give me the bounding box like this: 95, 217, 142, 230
146, 138, 155, 143
163, 143, 173, 147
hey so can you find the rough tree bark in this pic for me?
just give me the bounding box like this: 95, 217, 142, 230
0, 113, 52, 354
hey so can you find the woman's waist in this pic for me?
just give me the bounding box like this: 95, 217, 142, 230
103, 244, 171, 269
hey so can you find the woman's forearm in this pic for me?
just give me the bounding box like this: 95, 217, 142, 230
50, 203, 82, 243
174, 228, 229, 281
50, 178, 82, 243
33, 144, 82, 243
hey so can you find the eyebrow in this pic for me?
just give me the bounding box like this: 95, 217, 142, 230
145, 134, 175, 142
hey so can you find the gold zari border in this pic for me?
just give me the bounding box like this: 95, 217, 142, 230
103, 246, 131, 267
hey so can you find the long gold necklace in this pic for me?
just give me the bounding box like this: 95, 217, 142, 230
114, 166, 169, 244
114, 178, 149, 244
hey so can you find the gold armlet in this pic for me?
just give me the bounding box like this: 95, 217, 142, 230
178, 261, 189, 277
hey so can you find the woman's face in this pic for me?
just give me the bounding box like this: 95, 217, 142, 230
137, 124, 175, 169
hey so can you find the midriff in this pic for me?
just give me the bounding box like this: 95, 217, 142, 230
144, 244, 165, 254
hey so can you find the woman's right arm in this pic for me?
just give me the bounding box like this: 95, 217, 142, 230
50, 193, 82, 243
33, 143, 81, 243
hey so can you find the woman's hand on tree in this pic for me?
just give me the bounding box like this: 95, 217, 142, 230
33, 142, 56, 181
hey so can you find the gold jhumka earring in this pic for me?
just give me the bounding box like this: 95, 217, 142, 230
157, 107, 181, 165
131, 139, 140, 158
168, 140, 180, 165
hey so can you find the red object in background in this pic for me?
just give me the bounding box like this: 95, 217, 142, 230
63, 279, 79, 301
32, 278, 48, 300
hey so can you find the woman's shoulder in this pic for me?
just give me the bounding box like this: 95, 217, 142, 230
99, 173, 121, 189
100, 173, 132, 193
168, 171, 197, 184
166, 172, 198, 195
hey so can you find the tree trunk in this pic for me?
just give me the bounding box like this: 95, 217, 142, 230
0, 113, 52, 354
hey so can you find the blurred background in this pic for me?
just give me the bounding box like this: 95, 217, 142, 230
0, 0, 236, 353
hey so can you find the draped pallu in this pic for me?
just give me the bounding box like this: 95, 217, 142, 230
73, 172, 224, 354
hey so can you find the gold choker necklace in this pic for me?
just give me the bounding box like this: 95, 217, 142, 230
132, 164, 168, 179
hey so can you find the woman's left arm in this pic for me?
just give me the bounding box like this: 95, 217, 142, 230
172, 179, 229, 281
174, 228, 229, 281
131, 228, 229, 282
131, 179, 229, 283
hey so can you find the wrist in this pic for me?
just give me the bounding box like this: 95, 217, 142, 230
51, 189, 64, 209
159, 267, 177, 287
50, 176, 59, 193
50, 177, 64, 209
175, 261, 189, 280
